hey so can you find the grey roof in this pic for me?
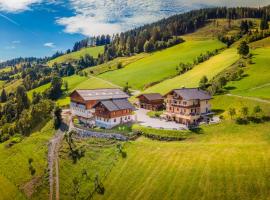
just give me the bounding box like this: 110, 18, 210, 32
94, 99, 135, 111
138, 93, 163, 101
171, 88, 212, 100
74, 88, 129, 101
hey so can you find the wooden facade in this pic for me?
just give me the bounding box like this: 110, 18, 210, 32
137, 93, 164, 111
164, 88, 212, 125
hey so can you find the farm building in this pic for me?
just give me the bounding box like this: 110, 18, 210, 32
70, 88, 135, 128
164, 88, 212, 125
137, 93, 164, 111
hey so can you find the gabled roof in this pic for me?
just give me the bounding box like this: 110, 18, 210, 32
93, 99, 135, 112
137, 93, 163, 101
166, 88, 212, 100
70, 88, 129, 101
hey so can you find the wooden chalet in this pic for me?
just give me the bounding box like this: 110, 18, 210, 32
137, 93, 164, 111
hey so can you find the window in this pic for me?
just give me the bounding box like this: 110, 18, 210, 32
114, 119, 116, 122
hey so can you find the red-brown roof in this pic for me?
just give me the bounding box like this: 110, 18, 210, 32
137, 93, 163, 101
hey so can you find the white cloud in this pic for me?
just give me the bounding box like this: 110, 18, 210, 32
0, 0, 42, 12
44, 42, 55, 48
56, 0, 270, 37
56, 0, 194, 36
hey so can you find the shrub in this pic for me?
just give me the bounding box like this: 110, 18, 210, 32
235, 117, 249, 125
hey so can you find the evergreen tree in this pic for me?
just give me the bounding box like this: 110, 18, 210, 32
238, 41, 250, 56
260, 17, 269, 30
16, 86, 30, 116
0, 88, 7, 103
199, 76, 208, 90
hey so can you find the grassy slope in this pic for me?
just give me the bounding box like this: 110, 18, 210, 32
95, 95, 270, 200
227, 37, 270, 100
99, 39, 225, 90
0, 121, 54, 199
47, 46, 104, 66
27, 74, 117, 107
0, 80, 5, 87
144, 48, 239, 95
83, 53, 149, 76
59, 138, 121, 199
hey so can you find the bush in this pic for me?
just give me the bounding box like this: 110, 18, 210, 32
132, 124, 190, 141
235, 117, 249, 125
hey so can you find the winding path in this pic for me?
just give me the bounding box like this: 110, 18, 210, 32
48, 127, 65, 200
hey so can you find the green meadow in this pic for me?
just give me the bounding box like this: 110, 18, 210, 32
99, 39, 225, 90
227, 43, 270, 100
47, 46, 104, 66
28, 74, 117, 106
143, 47, 239, 95
93, 94, 270, 200
83, 53, 149, 76
0, 121, 55, 200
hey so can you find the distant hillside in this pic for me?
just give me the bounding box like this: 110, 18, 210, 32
47, 45, 104, 66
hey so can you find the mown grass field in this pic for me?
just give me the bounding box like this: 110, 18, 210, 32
59, 138, 122, 200
0, 80, 5, 87
27, 74, 117, 106
0, 121, 55, 200
99, 39, 225, 90
227, 42, 270, 100
94, 95, 270, 200
83, 53, 149, 76
47, 46, 104, 66
143, 48, 239, 95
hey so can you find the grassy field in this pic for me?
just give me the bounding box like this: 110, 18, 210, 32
27, 74, 117, 106
227, 45, 270, 100
83, 53, 149, 76
143, 47, 239, 95
93, 94, 270, 200
0, 80, 5, 87
99, 39, 225, 90
47, 46, 104, 66
0, 121, 55, 200
4, 79, 23, 93
59, 138, 122, 200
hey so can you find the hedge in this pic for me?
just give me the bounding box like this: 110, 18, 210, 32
132, 124, 191, 141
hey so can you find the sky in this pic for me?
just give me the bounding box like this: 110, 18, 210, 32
0, 0, 269, 61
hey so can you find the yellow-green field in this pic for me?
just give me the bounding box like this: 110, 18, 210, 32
47, 46, 104, 66
93, 94, 270, 200
0, 121, 54, 200
143, 48, 239, 95
99, 39, 225, 90
227, 40, 270, 100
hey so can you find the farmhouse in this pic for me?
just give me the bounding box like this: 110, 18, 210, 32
137, 93, 164, 111
70, 88, 134, 128
164, 88, 212, 125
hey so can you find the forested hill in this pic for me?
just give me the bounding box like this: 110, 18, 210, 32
102, 6, 270, 60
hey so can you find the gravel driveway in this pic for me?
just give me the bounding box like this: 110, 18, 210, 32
135, 108, 187, 130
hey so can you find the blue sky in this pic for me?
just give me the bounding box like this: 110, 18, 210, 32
0, 0, 269, 61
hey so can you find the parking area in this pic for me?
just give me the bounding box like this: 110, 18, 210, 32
135, 108, 188, 130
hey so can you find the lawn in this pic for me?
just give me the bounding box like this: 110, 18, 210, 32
0, 121, 55, 199
59, 138, 123, 200
143, 47, 239, 95
83, 53, 149, 76
47, 46, 104, 66
99, 39, 225, 90
94, 95, 270, 200
0, 80, 5, 87
227, 47, 270, 100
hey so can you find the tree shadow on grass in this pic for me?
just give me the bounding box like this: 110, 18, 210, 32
211, 109, 225, 115
190, 127, 204, 135
224, 86, 236, 91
